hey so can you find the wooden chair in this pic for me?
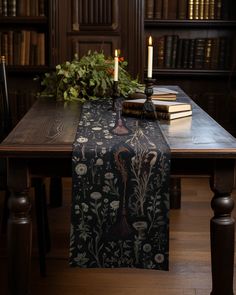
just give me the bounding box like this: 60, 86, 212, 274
0, 56, 50, 276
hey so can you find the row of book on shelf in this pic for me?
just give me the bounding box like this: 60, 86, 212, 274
152, 35, 230, 70
0, 0, 45, 17
122, 87, 193, 121
145, 0, 234, 20
0, 30, 45, 66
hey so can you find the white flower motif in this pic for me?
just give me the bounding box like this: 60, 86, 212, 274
77, 136, 88, 143
81, 203, 88, 212
92, 127, 102, 131
75, 163, 87, 175
103, 185, 110, 193
105, 135, 113, 139
105, 172, 114, 180
110, 200, 120, 210
143, 243, 152, 253
101, 147, 107, 154
96, 141, 103, 146
154, 253, 164, 263
95, 158, 103, 166
90, 191, 102, 200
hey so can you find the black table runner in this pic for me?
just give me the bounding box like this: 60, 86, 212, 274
69, 101, 170, 270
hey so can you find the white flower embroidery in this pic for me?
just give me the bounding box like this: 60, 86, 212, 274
75, 163, 87, 175
95, 158, 103, 166
110, 200, 120, 210
143, 243, 152, 253
103, 185, 110, 193
77, 137, 88, 143
154, 253, 164, 263
81, 203, 88, 212
105, 172, 114, 180
90, 191, 102, 200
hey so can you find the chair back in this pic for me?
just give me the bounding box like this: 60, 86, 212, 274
0, 56, 11, 142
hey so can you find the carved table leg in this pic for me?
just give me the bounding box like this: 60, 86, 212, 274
210, 159, 235, 295
7, 159, 32, 295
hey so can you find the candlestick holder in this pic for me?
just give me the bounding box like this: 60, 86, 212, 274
110, 81, 131, 136
143, 78, 157, 119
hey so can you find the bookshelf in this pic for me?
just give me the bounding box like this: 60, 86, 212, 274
0, 0, 53, 125
144, 0, 236, 135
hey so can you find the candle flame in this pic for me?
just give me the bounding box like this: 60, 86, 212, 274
148, 36, 152, 46
115, 49, 118, 57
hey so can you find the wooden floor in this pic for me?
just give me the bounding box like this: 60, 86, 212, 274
1, 177, 236, 295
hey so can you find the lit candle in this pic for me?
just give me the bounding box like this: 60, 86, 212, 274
114, 49, 119, 81
147, 36, 153, 78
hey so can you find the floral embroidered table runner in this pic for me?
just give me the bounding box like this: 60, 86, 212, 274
69, 101, 170, 270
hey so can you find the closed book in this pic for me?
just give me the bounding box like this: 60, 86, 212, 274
176, 38, 184, 68
182, 39, 190, 69
209, 0, 215, 19
157, 36, 165, 68
218, 36, 230, 69
164, 35, 173, 68
221, 0, 229, 20
215, 0, 222, 19
178, 0, 187, 19
171, 35, 179, 68
188, 0, 194, 19
204, 0, 210, 19
122, 99, 191, 113
2, 0, 7, 16
146, 0, 154, 19
210, 38, 219, 69
194, 38, 206, 69
130, 87, 178, 101
204, 38, 213, 69
193, 0, 200, 19
157, 110, 192, 120
7, 31, 14, 65
39, 0, 45, 16
154, 0, 162, 19
188, 39, 195, 69
8, 0, 16, 16
199, 0, 205, 19
162, 0, 169, 19
168, 0, 177, 19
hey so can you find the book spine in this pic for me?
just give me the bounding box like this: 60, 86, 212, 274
221, 0, 229, 20
145, 0, 154, 19
2, 0, 7, 16
199, 0, 205, 19
157, 36, 165, 68
188, 39, 195, 69
164, 35, 173, 68
176, 38, 183, 68
7, 31, 14, 65
182, 39, 190, 69
204, 0, 210, 19
204, 38, 213, 69
154, 0, 162, 19
8, 0, 17, 16
168, 0, 177, 19
194, 38, 206, 69
178, 0, 187, 19
193, 0, 200, 19
188, 0, 194, 19
0, 0, 2, 16
209, 0, 215, 19
171, 35, 178, 68
210, 38, 219, 69
39, 0, 45, 16
162, 0, 169, 19
215, 0, 222, 19
17, 0, 26, 16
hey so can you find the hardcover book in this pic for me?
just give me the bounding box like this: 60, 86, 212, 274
122, 99, 192, 113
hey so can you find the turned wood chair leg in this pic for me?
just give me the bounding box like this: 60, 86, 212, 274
170, 177, 181, 209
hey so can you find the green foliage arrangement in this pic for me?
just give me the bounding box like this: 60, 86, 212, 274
38, 51, 143, 102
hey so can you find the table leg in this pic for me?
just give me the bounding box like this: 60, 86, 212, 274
7, 159, 32, 295
210, 159, 235, 295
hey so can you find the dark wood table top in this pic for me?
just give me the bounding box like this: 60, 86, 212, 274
1, 86, 236, 159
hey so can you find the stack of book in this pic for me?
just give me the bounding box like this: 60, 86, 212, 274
122, 98, 192, 120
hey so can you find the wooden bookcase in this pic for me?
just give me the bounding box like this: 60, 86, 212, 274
0, 0, 53, 125
144, 0, 236, 134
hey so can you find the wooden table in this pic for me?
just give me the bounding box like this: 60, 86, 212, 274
0, 87, 236, 295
